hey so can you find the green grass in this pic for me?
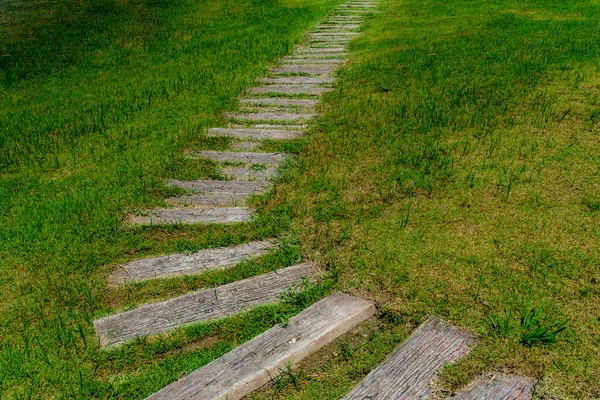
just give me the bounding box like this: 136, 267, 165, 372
0, 0, 343, 397
250, 0, 600, 398
2, 0, 600, 398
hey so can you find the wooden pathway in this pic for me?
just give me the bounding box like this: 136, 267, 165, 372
96, 0, 537, 397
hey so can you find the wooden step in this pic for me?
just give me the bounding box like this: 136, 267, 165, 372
282, 58, 346, 64
146, 292, 374, 399
258, 76, 336, 84
169, 179, 270, 194
239, 98, 319, 107
296, 47, 347, 53
207, 127, 303, 140
166, 193, 249, 207
447, 375, 535, 400
193, 150, 286, 165
271, 66, 337, 74
249, 86, 332, 95
109, 239, 278, 285
222, 165, 277, 181
225, 112, 317, 122
344, 316, 476, 399
95, 263, 315, 347
128, 207, 253, 225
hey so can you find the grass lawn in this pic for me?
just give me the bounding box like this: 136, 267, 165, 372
2, 0, 600, 398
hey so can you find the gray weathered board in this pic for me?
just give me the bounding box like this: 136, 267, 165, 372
166, 193, 249, 207
240, 98, 319, 107
250, 86, 332, 95
194, 150, 287, 165
169, 179, 270, 194
109, 239, 278, 285
258, 76, 336, 84
222, 165, 277, 181
225, 112, 317, 121
129, 207, 253, 225
282, 58, 346, 64
95, 263, 314, 347
146, 292, 375, 400
271, 66, 337, 74
207, 127, 303, 140
344, 316, 476, 399
447, 375, 535, 400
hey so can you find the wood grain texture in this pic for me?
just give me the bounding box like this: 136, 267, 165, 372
249, 86, 332, 95
166, 193, 249, 207
109, 239, 278, 285
222, 165, 277, 181
207, 127, 303, 140
168, 179, 270, 194
146, 292, 375, 400
282, 58, 346, 64
239, 98, 319, 107
447, 375, 535, 400
95, 263, 314, 347
194, 150, 287, 165
258, 76, 336, 84
344, 316, 476, 400
225, 112, 317, 121
128, 207, 253, 225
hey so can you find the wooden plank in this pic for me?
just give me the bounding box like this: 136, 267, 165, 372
225, 112, 317, 121
109, 240, 278, 285
240, 98, 319, 107
207, 127, 303, 140
249, 86, 332, 95
271, 66, 337, 74
296, 47, 347, 53
282, 58, 346, 64
128, 207, 253, 225
168, 179, 270, 194
316, 24, 360, 29
193, 150, 286, 165
447, 375, 535, 400
344, 316, 476, 400
258, 76, 336, 84
95, 263, 315, 347
222, 165, 277, 181
166, 193, 249, 207
146, 292, 375, 400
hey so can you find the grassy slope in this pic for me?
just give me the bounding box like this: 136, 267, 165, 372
0, 0, 341, 398
1, 0, 600, 398
253, 0, 600, 398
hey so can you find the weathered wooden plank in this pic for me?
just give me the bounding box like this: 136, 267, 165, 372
207, 127, 303, 140
168, 179, 270, 194
95, 263, 315, 347
222, 165, 277, 181
344, 316, 476, 400
166, 193, 249, 207
271, 66, 337, 74
316, 24, 360, 29
146, 292, 375, 400
109, 240, 278, 285
310, 32, 359, 37
258, 76, 336, 84
239, 98, 319, 107
249, 86, 333, 95
447, 375, 535, 400
193, 150, 286, 165
296, 47, 347, 53
128, 207, 253, 225
283, 58, 346, 64
225, 112, 317, 121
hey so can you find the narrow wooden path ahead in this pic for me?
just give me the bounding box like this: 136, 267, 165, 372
97, 1, 537, 398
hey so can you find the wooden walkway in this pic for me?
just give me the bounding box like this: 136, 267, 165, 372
96, 0, 537, 397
